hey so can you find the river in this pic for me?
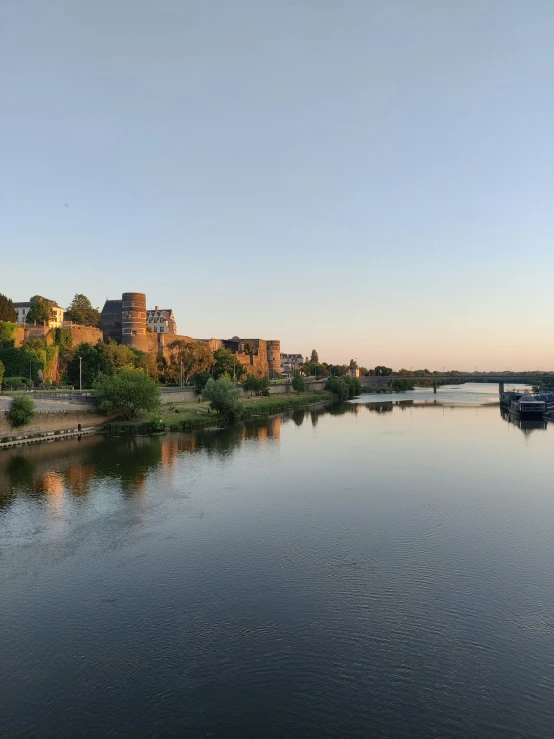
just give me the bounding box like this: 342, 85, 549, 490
1, 384, 553, 735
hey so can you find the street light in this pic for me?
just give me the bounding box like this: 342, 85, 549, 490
78, 355, 82, 391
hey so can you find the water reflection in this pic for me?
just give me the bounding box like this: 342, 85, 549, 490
0, 414, 287, 511
2, 393, 554, 736
499, 409, 548, 434
1, 398, 549, 515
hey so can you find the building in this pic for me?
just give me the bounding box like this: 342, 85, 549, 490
13, 300, 64, 328
146, 306, 177, 334
99, 292, 281, 377
281, 353, 304, 376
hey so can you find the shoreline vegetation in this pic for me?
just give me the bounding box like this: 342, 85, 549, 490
101, 391, 334, 436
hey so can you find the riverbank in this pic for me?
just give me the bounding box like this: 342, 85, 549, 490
102, 392, 334, 435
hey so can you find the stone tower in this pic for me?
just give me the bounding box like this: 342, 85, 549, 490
121, 292, 149, 351
267, 340, 282, 376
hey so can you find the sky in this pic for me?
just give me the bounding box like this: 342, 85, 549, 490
2, 0, 554, 370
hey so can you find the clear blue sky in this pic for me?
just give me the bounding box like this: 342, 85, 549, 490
2, 0, 553, 370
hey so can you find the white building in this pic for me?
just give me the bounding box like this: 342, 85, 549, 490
281, 353, 304, 376
13, 300, 64, 328
146, 306, 177, 334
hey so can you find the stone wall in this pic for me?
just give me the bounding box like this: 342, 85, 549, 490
159, 379, 327, 404
0, 409, 112, 437
13, 325, 103, 348
67, 325, 104, 346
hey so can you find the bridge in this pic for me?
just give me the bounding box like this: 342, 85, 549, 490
359, 374, 553, 394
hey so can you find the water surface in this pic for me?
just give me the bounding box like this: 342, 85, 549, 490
1, 385, 553, 735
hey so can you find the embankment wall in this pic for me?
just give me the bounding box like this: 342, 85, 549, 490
0, 410, 112, 437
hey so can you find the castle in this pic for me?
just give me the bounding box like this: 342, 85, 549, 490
99, 292, 281, 378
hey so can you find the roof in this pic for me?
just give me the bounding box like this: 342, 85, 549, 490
147, 308, 173, 314
101, 300, 123, 314
13, 302, 31, 308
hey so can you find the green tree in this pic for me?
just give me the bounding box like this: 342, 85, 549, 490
392, 379, 414, 391
65, 294, 101, 326
0, 322, 18, 348
65, 340, 139, 388
202, 376, 242, 418
374, 365, 393, 376
0, 294, 16, 322
325, 376, 349, 401
243, 340, 256, 356
243, 374, 270, 396
7, 395, 36, 428
94, 366, 160, 420
212, 348, 246, 381
0, 358, 4, 386
194, 371, 212, 392
26, 296, 55, 325
310, 349, 319, 363
301, 361, 329, 377
168, 340, 214, 384
329, 364, 348, 377
325, 376, 361, 400
292, 374, 305, 393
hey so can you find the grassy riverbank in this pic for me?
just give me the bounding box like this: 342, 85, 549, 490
102, 392, 334, 435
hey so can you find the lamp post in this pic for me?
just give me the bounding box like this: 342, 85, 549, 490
78, 355, 82, 391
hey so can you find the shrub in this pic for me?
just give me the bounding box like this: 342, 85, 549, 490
2, 377, 33, 390
94, 366, 160, 420
202, 377, 242, 418
292, 374, 305, 393
7, 395, 36, 428
325, 376, 361, 400
194, 371, 212, 392
391, 379, 415, 392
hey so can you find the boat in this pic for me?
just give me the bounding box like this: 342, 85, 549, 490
508, 391, 547, 419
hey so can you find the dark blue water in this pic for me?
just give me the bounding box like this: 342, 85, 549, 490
1, 388, 554, 736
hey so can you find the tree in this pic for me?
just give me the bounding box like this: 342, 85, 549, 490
325, 376, 361, 400
212, 348, 246, 381
65, 294, 100, 326
0, 359, 4, 387
94, 366, 160, 420
329, 364, 348, 377
292, 374, 305, 393
310, 349, 319, 363
325, 377, 349, 401
202, 377, 242, 418
301, 361, 330, 377
243, 374, 270, 396
374, 365, 393, 376
65, 340, 139, 388
7, 395, 36, 429
194, 371, 212, 392
392, 379, 414, 391
26, 296, 55, 325
0, 322, 18, 348
168, 340, 214, 384
243, 340, 256, 356
0, 294, 16, 322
